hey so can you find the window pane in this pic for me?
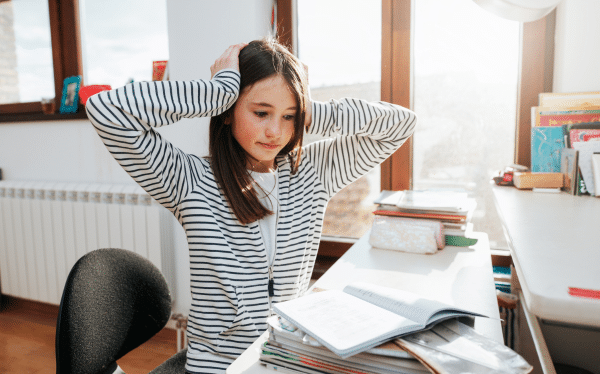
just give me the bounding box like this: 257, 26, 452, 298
298, 0, 381, 239
79, 0, 169, 88
413, 0, 519, 249
0, 0, 54, 104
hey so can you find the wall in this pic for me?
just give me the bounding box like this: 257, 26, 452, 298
553, 0, 600, 93
0, 0, 272, 314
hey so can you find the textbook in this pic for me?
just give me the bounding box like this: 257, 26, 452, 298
272, 282, 486, 359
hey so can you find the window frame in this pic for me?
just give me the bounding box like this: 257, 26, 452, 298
0, 0, 86, 123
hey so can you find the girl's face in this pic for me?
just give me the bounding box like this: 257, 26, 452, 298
231, 74, 297, 173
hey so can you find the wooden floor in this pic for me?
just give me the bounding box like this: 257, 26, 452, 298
0, 296, 177, 374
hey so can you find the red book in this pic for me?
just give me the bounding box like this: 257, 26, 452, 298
539, 111, 600, 127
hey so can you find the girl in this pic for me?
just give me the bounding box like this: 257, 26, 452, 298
86, 38, 416, 373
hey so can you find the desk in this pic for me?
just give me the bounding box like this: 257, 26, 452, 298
227, 231, 502, 374
492, 186, 600, 373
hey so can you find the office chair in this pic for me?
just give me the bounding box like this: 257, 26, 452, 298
56, 248, 187, 374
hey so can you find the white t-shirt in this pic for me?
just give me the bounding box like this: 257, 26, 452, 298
250, 170, 279, 266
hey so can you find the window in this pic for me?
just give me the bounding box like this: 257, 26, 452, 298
413, 0, 520, 249
0, 0, 82, 121
283, 0, 554, 253
297, 0, 382, 239
79, 0, 169, 88
0, 0, 169, 122
0, 0, 54, 104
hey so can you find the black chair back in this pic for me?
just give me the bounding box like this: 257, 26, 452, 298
56, 248, 172, 374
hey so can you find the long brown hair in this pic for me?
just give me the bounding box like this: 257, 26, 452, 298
209, 38, 308, 225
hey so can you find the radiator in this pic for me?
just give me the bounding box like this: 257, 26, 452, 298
0, 181, 175, 306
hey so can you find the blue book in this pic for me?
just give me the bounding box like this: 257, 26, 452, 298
531, 126, 566, 172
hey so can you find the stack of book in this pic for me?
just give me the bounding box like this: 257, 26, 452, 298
372, 190, 477, 245
259, 282, 532, 374
262, 316, 429, 374
530, 91, 600, 196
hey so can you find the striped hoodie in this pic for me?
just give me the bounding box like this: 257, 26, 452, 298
86, 69, 416, 373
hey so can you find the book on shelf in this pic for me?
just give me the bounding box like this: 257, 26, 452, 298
538, 91, 600, 108
531, 106, 600, 127
530, 126, 566, 172
271, 282, 487, 360
568, 122, 600, 147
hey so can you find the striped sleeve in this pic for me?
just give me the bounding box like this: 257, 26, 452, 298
85, 69, 240, 215
304, 98, 417, 198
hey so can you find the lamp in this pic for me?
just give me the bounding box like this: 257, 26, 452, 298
473, 0, 562, 22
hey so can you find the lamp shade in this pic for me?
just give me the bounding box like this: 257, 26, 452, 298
473, 0, 561, 22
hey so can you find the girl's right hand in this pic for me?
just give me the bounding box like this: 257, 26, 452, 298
211, 43, 248, 78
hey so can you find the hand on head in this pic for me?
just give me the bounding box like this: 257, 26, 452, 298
211, 43, 248, 78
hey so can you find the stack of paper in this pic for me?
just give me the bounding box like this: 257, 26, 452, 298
371, 190, 477, 250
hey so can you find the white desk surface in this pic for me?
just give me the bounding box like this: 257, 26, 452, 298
492, 186, 600, 327
227, 231, 502, 374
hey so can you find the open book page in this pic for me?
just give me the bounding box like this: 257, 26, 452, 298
343, 282, 484, 326
273, 290, 420, 357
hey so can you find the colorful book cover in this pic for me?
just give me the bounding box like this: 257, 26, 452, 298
538, 110, 600, 127
570, 129, 600, 145
531, 126, 566, 172
567, 122, 600, 147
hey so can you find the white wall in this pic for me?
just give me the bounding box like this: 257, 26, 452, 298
553, 0, 600, 93
0, 0, 272, 314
